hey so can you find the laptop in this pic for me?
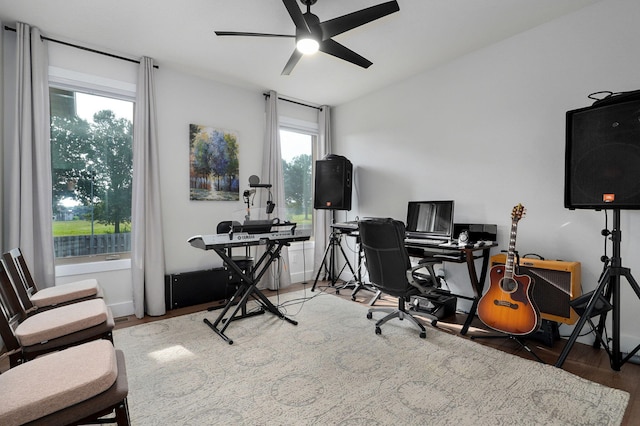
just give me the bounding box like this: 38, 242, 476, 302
405, 200, 455, 243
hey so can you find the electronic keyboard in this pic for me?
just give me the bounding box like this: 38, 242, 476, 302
188, 230, 311, 250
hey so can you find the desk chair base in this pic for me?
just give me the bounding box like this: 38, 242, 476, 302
367, 297, 430, 339
368, 290, 382, 306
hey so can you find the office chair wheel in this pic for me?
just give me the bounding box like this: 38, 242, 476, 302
375, 326, 382, 335
420, 331, 426, 339
367, 312, 373, 319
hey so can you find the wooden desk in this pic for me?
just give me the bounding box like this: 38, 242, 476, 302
405, 241, 498, 335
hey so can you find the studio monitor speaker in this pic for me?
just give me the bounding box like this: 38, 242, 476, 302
565, 91, 640, 209
314, 155, 352, 210
490, 254, 581, 325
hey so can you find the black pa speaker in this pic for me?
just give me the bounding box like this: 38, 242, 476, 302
314, 155, 352, 210
565, 91, 640, 209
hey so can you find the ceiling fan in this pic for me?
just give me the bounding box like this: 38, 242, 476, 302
215, 0, 400, 75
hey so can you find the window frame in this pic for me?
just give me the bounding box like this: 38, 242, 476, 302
279, 116, 318, 239
49, 67, 136, 269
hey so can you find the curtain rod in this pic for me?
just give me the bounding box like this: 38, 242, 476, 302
4, 25, 158, 69
264, 92, 323, 111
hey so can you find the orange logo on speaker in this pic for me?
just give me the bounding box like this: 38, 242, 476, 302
603, 194, 615, 203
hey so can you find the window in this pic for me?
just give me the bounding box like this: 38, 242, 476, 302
49, 81, 134, 261
280, 127, 315, 233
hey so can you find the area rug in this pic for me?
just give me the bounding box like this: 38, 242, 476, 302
114, 290, 629, 425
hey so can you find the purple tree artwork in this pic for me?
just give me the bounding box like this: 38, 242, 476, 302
189, 124, 240, 201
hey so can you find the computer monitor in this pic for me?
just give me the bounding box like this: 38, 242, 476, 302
405, 200, 455, 240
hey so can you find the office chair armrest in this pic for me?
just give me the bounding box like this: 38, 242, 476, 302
417, 256, 442, 266
411, 258, 442, 289
407, 264, 437, 294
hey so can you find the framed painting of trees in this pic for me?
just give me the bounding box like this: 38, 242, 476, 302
189, 124, 240, 201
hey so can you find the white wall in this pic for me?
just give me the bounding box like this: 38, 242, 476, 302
155, 74, 317, 284
156, 67, 264, 272
332, 0, 640, 353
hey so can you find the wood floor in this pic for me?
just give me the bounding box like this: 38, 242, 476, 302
116, 280, 640, 425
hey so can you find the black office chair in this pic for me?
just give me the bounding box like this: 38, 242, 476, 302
359, 218, 439, 338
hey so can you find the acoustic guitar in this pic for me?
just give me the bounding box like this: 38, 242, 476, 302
477, 204, 541, 335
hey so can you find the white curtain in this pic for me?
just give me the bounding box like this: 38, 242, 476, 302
313, 105, 332, 277
131, 57, 166, 318
260, 90, 291, 290
3, 23, 55, 287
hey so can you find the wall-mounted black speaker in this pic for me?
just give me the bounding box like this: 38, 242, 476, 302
314, 155, 352, 210
565, 91, 640, 209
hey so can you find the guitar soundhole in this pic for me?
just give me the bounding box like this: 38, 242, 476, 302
500, 277, 517, 292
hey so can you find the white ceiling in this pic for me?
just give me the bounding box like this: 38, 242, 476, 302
0, 0, 601, 106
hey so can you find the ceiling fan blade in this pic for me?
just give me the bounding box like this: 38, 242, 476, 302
319, 0, 399, 39
319, 39, 372, 69
281, 49, 303, 75
282, 0, 311, 35
215, 31, 294, 38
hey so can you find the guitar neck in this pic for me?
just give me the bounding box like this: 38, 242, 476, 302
505, 219, 519, 279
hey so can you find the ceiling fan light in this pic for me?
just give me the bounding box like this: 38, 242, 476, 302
296, 38, 319, 55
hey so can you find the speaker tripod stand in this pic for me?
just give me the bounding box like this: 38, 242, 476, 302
311, 222, 357, 293
472, 333, 544, 362
555, 209, 640, 371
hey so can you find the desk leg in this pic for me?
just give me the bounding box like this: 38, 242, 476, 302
460, 248, 491, 336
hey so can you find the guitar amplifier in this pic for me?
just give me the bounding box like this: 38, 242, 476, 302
489, 254, 581, 325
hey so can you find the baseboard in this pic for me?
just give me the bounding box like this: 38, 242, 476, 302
290, 270, 314, 284
108, 300, 134, 318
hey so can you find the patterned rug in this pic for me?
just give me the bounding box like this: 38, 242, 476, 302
114, 290, 629, 425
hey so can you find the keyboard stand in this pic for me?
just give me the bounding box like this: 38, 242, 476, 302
203, 239, 298, 344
